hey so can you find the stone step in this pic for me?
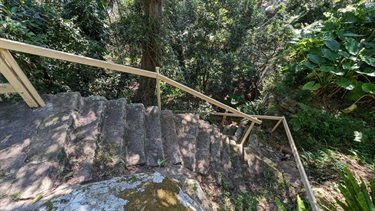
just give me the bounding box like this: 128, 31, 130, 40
68, 96, 107, 183
233, 125, 245, 143
100, 98, 127, 153
144, 106, 165, 167
175, 113, 199, 171
210, 126, 222, 162
195, 120, 211, 175
0, 92, 82, 203
125, 103, 146, 166
160, 110, 182, 165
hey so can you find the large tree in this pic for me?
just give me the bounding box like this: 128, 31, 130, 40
133, 0, 163, 106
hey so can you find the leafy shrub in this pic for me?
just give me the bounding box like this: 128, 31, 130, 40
290, 103, 375, 160
321, 165, 375, 211
284, 3, 375, 107
0, 0, 128, 99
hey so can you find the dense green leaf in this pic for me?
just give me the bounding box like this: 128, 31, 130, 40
324, 39, 340, 51
317, 66, 334, 73
362, 57, 375, 67
330, 68, 345, 76
343, 33, 364, 37
297, 195, 307, 211
303, 81, 321, 91
336, 77, 355, 90
274, 197, 287, 211
362, 68, 375, 77
338, 49, 351, 58
307, 54, 326, 64
321, 48, 339, 61
342, 61, 360, 70
303, 61, 317, 69
345, 38, 362, 55
362, 83, 375, 94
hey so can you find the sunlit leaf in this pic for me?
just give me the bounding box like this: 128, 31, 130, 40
336, 77, 355, 90
343, 33, 364, 37
363, 68, 375, 77
342, 61, 359, 70
354, 131, 362, 142
362, 57, 375, 67
303, 81, 321, 91
362, 83, 375, 94
324, 39, 340, 51
297, 195, 307, 211
342, 104, 357, 113
345, 38, 361, 55
322, 48, 339, 61
307, 54, 326, 65
330, 68, 345, 76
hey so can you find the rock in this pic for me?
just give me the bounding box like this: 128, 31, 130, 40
30, 172, 203, 211
144, 106, 165, 167
68, 96, 107, 182
195, 120, 211, 175
100, 98, 127, 153
175, 114, 199, 171
280, 96, 298, 114
125, 103, 146, 166
160, 110, 182, 165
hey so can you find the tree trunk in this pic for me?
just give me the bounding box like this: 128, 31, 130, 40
133, 0, 162, 106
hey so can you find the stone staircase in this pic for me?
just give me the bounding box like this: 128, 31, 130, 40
0, 92, 267, 210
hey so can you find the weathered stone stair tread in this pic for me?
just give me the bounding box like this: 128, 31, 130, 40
175, 113, 199, 171
210, 126, 222, 162
125, 103, 146, 166
144, 106, 165, 166
195, 120, 211, 175
100, 98, 127, 153
0, 92, 84, 206
0, 92, 282, 211
68, 96, 107, 182
160, 110, 182, 165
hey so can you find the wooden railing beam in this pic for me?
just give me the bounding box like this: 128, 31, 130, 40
0, 38, 158, 79
159, 75, 262, 124
0, 83, 16, 94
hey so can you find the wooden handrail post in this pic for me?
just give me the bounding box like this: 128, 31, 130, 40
221, 110, 228, 125
282, 117, 319, 211
240, 121, 255, 145
156, 67, 161, 110
271, 118, 283, 132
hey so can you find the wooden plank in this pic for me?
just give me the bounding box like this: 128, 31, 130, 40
0, 50, 45, 107
0, 38, 157, 79
271, 119, 283, 132
251, 115, 284, 120
156, 67, 161, 110
0, 56, 39, 107
159, 75, 262, 124
0, 83, 16, 94
221, 110, 228, 125
282, 117, 319, 211
240, 121, 255, 145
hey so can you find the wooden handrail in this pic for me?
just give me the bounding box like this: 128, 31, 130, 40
0, 38, 261, 124
0, 39, 158, 78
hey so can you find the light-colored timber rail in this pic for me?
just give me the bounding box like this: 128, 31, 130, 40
0, 38, 318, 210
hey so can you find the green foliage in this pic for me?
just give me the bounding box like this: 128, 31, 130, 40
284, 3, 375, 107
321, 165, 375, 211
0, 0, 131, 99
301, 150, 345, 183
290, 103, 375, 160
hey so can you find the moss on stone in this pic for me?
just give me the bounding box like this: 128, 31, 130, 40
117, 178, 192, 211
43, 200, 57, 211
